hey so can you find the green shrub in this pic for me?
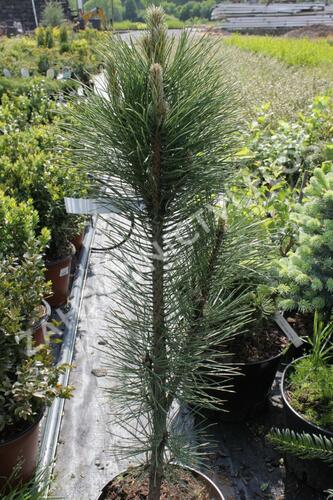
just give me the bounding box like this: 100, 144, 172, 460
0, 192, 40, 259
71, 38, 89, 57
45, 26, 54, 49
41, 0, 65, 27
0, 89, 57, 133
37, 53, 50, 75
35, 27, 46, 47
0, 123, 88, 260
0, 77, 78, 99
59, 23, 68, 44
60, 41, 71, 54
0, 251, 72, 431
229, 94, 333, 255
277, 163, 333, 315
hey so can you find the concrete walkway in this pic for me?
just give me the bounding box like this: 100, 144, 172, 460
53, 217, 130, 499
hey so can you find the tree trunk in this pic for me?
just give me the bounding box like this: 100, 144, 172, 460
147, 64, 168, 499
148, 216, 167, 500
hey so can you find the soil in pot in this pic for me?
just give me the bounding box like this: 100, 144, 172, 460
285, 312, 313, 339
202, 325, 288, 422
99, 465, 223, 500
0, 413, 43, 490
281, 358, 333, 491
45, 253, 73, 308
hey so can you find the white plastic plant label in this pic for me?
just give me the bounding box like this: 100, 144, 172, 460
274, 311, 303, 348
59, 266, 69, 278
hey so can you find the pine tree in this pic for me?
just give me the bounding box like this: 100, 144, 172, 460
277, 163, 333, 317
66, 7, 251, 499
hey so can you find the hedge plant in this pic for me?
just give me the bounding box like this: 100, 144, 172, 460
0, 191, 50, 328
0, 195, 71, 440
0, 108, 88, 259
0, 89, 57, 134
0, 191, 39, 258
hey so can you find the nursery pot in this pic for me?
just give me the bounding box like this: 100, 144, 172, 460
202, 348, 286, 423
32, 300, 51, 346
45, 254, 73, 308
97, 465, 225, 500
281, 358, 333, 491
0, 412, 43, 490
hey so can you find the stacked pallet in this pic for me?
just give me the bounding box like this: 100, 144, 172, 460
211, 3, 333, 31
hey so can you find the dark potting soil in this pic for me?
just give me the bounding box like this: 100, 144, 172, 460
285, 312, 313, 338
0, 418, 35, 444
230, 325, 288, 363
103, 466, 211, 500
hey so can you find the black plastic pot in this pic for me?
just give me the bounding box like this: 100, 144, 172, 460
97, 465, 225, 500
281, 358, 333, 491
202, 348, 286, 423
0, 411, 44, 491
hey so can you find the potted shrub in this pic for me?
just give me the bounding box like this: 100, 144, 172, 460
67, 7, 252, 499
0, 112, 88, 307
0, 191, 51, 344
276, 312, 333, 491
0, 225, 72, 489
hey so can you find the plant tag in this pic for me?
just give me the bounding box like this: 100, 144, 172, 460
59, 266, 69, 278
274, 311, 303, 348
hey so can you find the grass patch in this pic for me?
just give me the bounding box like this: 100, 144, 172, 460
224, 34, 333, 67
288, 357, 333, 431
219, 42, 332, 121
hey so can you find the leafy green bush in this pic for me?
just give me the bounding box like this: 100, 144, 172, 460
37, 54, 50, 75
59, 24, 69, 44
45, 26, 54, 49
0, 119, 88, 260
35, 27, 46, 48
229, 95, 333, 256
239, 95, 333, 188
0, 268, 72, 433
0, 77, 78, 99
0, 90, 57, 133
0, 222, 65, 437
0, 232, 50, 339
0, 190, 50, 334
277, 163, 333, 314
0, 191, 39, 259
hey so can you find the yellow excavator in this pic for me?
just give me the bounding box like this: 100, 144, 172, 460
75, 1, 109, 30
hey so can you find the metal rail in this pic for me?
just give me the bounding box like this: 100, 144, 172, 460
37, 218, 97, 496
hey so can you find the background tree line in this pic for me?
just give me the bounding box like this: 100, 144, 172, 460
68, 0, 215, 22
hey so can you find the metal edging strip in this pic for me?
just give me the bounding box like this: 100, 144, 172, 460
38, 216, 98, 495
